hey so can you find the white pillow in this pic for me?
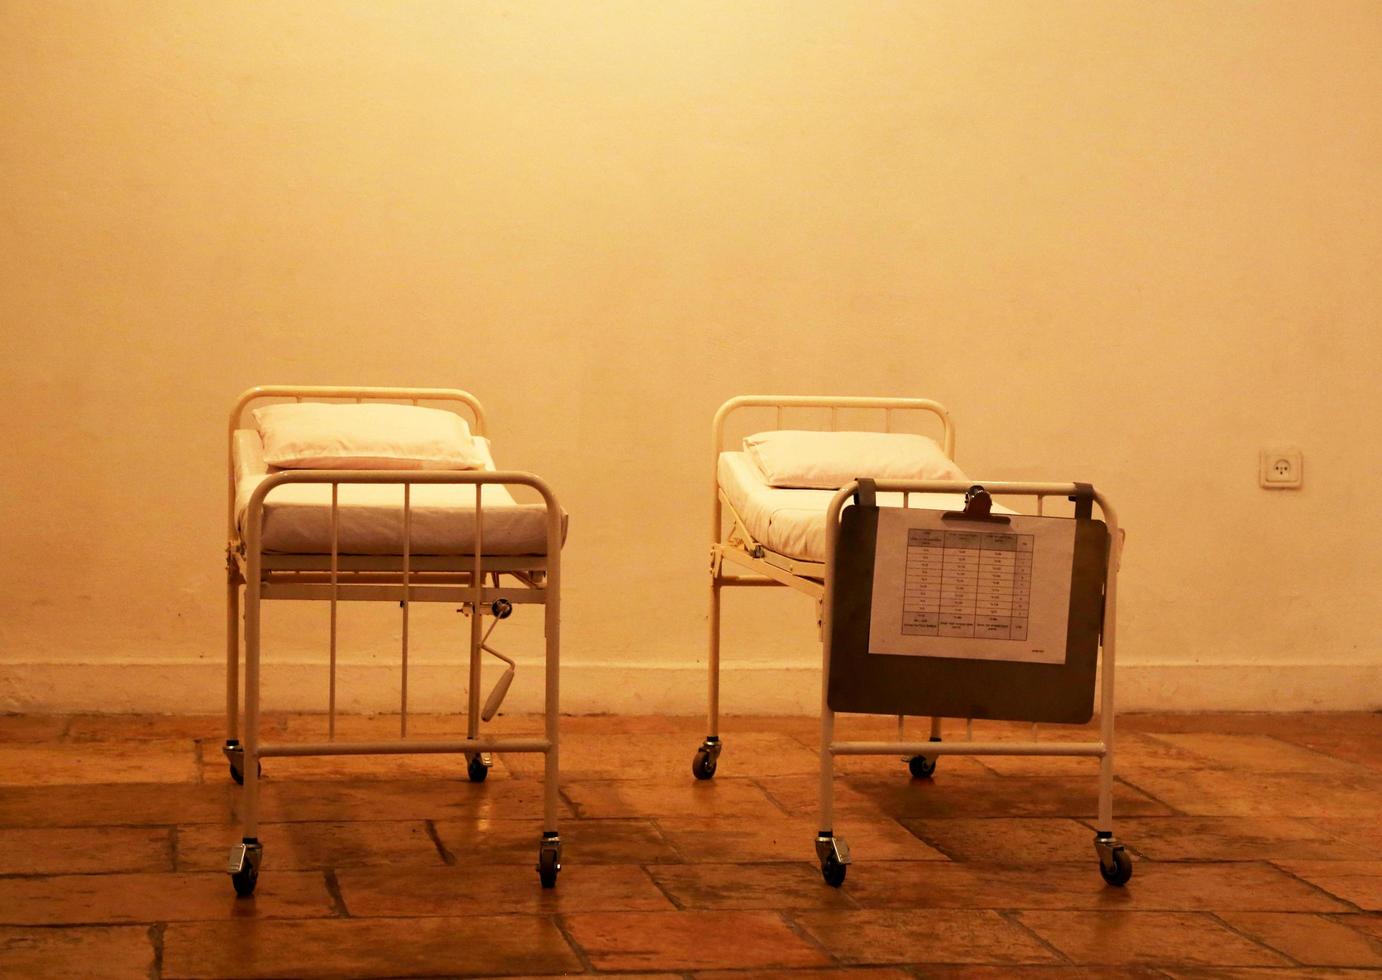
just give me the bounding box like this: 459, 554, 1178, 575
253, 403, 487, 470
743, 430, 967, 489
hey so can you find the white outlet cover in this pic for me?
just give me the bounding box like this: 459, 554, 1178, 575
1260, 449, 1303, 488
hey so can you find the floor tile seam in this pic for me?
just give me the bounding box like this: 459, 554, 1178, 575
423, 819, 458, 866
649, 859, 850, 873
550, 911, 600, 975
146, 921, 164, 980
1270, 729, 1382, 759
166, 825, 181, 873
323, 868, 351, 917
893, 821, 965, 863
645, 817, 692, 866
0, 922, 159, 932
0, 914, 341, 928
1324, 911, 1382, 947
746, 777, 798, 818
776, 907, 842, 966
1202, 908, 1306, 969
0, 868, 199, 881
998, 907, 1073, 966
558, 783, 586, 819
1109, 772, 1186, 817
1265, 859, 1371, 914
1242, 730, 1382, 771
840, 898, 1365, 914
641, 862, 688, 911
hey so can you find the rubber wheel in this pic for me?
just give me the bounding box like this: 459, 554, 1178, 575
1099, 848, 1133, 886
467, 755, 489, 783
228, 761, 261, 786
231, 866, 258, 897
821, 855, 847, 888
691, 749, 717, 780
907, 755, 937, 779
538, 848, 559, 889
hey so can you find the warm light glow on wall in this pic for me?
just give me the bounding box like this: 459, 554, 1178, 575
0, 1, 1379, 712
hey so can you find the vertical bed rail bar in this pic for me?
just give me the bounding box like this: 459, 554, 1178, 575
468, 486, 485, 742
226, 573, 239, 743
541, 480, 563, 835
401, 484, 412, 738
815, 483, 855, 883
242, 498, 265, 843
819, 485, 850, 830
329, 485, 339, 741
226, 401, 242, 747
1094, 492, 1121, 832
707, 407, 726, 744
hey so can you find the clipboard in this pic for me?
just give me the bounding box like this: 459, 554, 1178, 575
826, 483, 1109, 724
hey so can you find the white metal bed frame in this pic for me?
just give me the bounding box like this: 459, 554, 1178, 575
697, 395, 1132, 888
223, 385, 564, 895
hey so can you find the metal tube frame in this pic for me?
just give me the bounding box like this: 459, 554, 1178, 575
702, 396, 1126, 883
703, 396, 954, 752
818, 478, 1122, 872
224, 386, 562, 889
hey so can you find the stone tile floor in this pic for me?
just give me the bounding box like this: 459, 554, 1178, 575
0, 711, 1379, 978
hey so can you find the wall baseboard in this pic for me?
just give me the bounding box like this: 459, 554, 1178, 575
2, 659, 1378, 714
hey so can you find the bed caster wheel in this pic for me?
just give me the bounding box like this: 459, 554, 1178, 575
815, 833, 851, 888
1094, 833, 1133, 886
228, 761, 262, 786
692, 737, 721, 780
537, 834, 561, 889
223, 742, 261, 785
1099, 849, 1133, 886
907, 755, 937, 779
466, 753, 492, 783
226, 840, 262, 898
491, 598, 513, 619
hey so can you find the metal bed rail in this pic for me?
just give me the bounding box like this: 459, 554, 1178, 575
223, 386, 563, 896
812, 478, 1127, 887
700, 395, 956, 769
696, 395, 1131, 889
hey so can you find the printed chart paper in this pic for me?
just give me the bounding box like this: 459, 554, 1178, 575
868, 508, 1076, 664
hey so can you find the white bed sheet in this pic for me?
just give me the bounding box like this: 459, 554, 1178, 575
718, 451, 1014, 563
234, 429, 560, 555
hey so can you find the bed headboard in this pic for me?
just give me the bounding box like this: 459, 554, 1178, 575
712, 395, 955, 459
227, 385, 488, 537
230, 385, 486, 438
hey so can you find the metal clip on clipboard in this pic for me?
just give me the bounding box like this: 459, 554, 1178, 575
942, 485, 1010, 524
853, 481, 1012, 524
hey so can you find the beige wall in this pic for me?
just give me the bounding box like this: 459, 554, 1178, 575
2, 1, 1379, 714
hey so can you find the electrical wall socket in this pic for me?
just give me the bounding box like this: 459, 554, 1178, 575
1260, 449, 1302, 488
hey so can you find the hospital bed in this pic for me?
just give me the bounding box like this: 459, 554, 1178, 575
222, 386, 565, 895
698, 395, 1132, 888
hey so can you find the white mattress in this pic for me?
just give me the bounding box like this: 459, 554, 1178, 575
718, 451, 1014, 563
234, 430, 560, 555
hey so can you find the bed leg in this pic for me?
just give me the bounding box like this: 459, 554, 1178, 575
228, 562, 263, 898
694, 571, 723, 780
225, 571, 239, 744
539, 522, 562, 888
463, 592, 493, 782
222, 571, 246, 784
816, 701, 849, 887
